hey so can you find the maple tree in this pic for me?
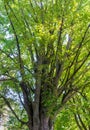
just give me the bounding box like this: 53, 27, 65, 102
0, 0, 90, 130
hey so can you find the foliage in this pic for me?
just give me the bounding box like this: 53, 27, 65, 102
0, 0, 90, 129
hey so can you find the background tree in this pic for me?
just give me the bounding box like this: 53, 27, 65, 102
0, 0, 90, 130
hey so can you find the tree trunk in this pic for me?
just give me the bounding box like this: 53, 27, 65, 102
40, 115, 53, 130
27, 114, 54, 130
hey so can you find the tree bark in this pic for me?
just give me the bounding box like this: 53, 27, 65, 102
27, 114, 54, 130
33, 114, 53, 130
40, 115, 50, 130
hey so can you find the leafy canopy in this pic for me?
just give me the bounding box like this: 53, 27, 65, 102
0, 0, 90, 128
